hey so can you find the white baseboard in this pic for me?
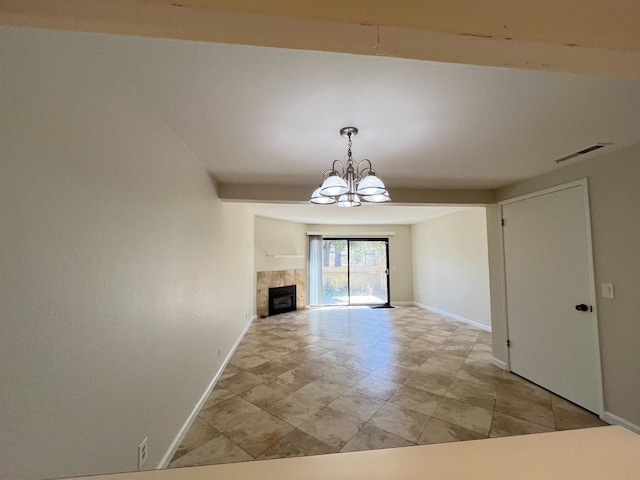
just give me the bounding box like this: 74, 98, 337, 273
157, 315, 255, 469
393, 301, 414, 306
491, 357, 507, 370
413, 302, 491, 332
602, 412, 640, 434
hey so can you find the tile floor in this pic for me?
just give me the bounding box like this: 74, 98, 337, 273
169, 306, 606, 468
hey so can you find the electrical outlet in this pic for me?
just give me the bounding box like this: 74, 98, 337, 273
138, 437, 148, 470
217, 346, 222, 358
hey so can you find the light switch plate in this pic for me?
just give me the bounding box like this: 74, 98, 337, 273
601, 283, 614, 299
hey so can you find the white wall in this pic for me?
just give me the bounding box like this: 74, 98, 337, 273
0, 28, 255, 480
412, 208, 491, 329
492, 142, 640, 431
254, 216, 307, 272
305, 224, 414, 304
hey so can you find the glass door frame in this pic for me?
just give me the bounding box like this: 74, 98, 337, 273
322, 237, 391, 306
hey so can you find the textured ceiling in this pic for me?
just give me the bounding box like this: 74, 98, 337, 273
90, 33, 640, 190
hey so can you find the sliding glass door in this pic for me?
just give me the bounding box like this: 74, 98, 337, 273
320, 238, 389, 306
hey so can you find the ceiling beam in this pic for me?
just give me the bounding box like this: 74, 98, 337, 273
2, 0, 640, 78
218, 183, 496, 205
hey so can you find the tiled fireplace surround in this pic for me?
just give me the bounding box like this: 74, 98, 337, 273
257, 269, 306, 317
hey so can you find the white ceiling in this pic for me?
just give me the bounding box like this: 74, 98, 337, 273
247, 203, 468, 225
93, 32, 640, 192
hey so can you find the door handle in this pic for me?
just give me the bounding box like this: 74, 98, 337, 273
575, 304, 590, 312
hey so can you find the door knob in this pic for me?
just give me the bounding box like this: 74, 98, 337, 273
575, 304, 590, 312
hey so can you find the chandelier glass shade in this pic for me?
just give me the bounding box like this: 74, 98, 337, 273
310, 127, 390, 207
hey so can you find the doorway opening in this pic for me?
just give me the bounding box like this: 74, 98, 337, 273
319, 238, 390, 306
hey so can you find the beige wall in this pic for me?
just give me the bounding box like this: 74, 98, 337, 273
0, 29, 255, 480
491, 142, 640, 430
306, 224, 414, 304
254, 216, 307, 272
412, 209, 491, 329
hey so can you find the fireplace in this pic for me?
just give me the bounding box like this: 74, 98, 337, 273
268, 285, 297, 316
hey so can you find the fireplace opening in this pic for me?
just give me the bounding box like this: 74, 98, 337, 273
268, 285, 297, 316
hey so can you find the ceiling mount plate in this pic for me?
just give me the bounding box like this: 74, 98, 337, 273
340, 126, 358, 138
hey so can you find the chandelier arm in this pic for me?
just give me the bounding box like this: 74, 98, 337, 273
331, 159, 346, 175
320, 169, 334, 181
357, 158, 373, 170
356, 159, 375, 176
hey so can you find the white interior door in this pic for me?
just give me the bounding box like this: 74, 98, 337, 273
502, 183, 602, 414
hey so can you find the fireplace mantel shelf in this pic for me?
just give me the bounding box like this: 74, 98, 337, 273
265, 254, 304, 258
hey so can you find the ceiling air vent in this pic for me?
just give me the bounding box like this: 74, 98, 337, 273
554, 143, 612, 164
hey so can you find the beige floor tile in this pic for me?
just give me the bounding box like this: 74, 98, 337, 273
500, 373, 552, 402
388, 385, 442, 417
257, 429, 338, 460
352, 376, 402, 401
404, 371, 455, 396
319, 350, 356, 365
300, 344, 333, 357
298, 358, 337, 376
171, 417, 220, 462
273, 367, 318, 390
416, 333, 449, 344
321, 365, 368, 387
465, 350, 492, 363
370, 363, 415, 384
224, 409, 294, 457
296, 378, 349, 405
199, 396, 262, 432
328, 390, 385, 422
246, 360, 293, 380
489, 411, 554, 438
229, 353, 270, 370
418, 418, 486, 445
432, 397, 493, 435
332, 343, 365, 357
173, 306, 608, 470
458, 362, 504, 386
423, 352, 467, 370
445, 377, 498, 409
340, 423, 414, 453
495, 389, 555, 428
238, 381, 292, 409
274, 351, 317, 368
201, 387, 235, 410
253, 342, 297, 358
265, 391, 325, 426
551, 399, 607, 430
470, 342, 492, 353
343, 356, 388, 374
168, 435, 252, 468
369, 402, 431, 442
436, 341, 474, 358
417, 360, 463, 378
399, 350, 434, 365
217, 371, 265, 394
218, 364, 243, 381
298, 407, 364, 448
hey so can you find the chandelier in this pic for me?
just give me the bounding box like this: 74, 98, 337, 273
310, 127, 390, 207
